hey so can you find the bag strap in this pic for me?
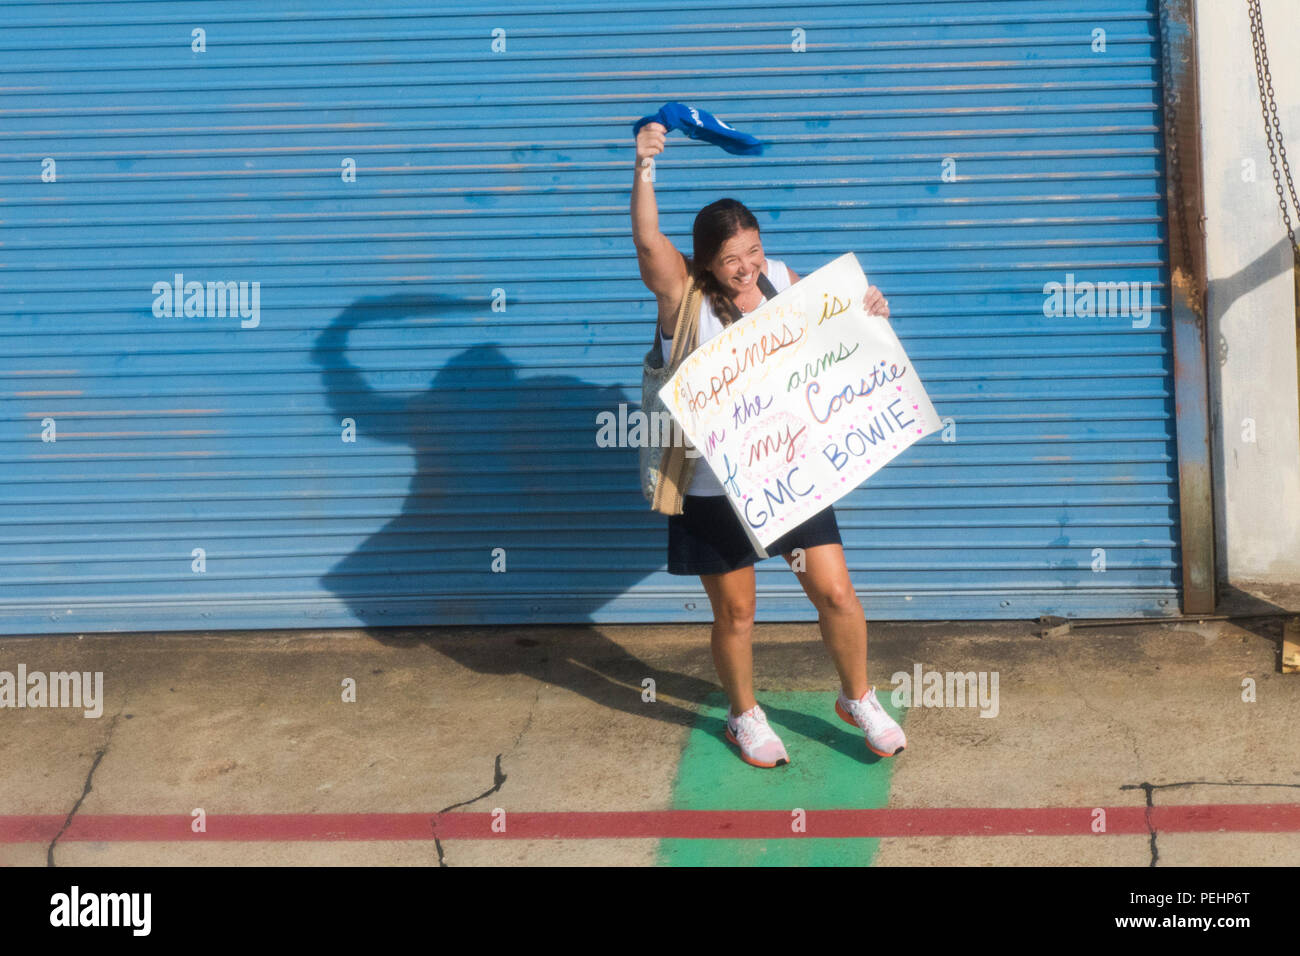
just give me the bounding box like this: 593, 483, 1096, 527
666, 275, 701, 368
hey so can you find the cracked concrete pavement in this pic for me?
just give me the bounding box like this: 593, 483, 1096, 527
1, 607, 1297, 866
45, 712, 120, 867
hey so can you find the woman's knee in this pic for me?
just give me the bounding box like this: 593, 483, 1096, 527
713, 596, 756, 630
815, 580, 862, 617
702, 570, 756, 630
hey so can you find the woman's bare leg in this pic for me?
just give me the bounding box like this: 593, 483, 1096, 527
783, 543, 870, 700
699, 565, 758, 713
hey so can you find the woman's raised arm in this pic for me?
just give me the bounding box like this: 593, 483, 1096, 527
630, 121, 688, 337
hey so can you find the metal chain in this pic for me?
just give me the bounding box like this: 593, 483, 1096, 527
1158, 1, 1194, 275
1248, 0, 1300, 265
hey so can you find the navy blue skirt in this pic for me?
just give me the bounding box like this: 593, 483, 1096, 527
667, 494, 842, 576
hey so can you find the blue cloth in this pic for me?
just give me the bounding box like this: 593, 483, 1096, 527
632, 102, 764, 156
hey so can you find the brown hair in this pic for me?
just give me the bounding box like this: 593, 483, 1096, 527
689, 198, 761, 326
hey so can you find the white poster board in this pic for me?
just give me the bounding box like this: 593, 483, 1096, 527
660, 252, 943, 552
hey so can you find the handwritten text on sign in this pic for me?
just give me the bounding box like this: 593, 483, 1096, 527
660, 252, 942, 551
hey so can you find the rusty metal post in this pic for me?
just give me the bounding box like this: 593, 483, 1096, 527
1159, 0, 1216, 614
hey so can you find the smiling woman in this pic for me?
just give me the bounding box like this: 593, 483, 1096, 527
630, 118, 904, 772
691, 200, 769, 327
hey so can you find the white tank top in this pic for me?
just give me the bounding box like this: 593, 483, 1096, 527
659, 258, 793, 497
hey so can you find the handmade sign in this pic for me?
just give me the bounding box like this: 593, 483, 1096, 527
659, 252, 942, 552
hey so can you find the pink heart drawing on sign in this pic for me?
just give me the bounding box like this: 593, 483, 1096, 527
916, 428, 922, 433
897, 386, 902, 391
816, 495, 821, 500
912, 404, 918, 409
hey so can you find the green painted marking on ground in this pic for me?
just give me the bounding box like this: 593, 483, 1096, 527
658, 690, 906, 866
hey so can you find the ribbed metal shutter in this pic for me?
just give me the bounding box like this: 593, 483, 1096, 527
1, 0, 1180, 633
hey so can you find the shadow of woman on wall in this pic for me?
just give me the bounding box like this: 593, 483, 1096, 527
311, 294, 716, 729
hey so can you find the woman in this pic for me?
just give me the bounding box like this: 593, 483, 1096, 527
631, 121, 907, 769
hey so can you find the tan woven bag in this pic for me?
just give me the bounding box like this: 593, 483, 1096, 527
639, 276, 702, 515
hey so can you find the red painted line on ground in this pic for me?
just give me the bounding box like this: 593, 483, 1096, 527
2, 805, 1298, 842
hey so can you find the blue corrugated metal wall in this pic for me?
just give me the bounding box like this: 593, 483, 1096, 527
0, 0, 1182, 633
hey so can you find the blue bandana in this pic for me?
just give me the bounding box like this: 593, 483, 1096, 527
632, 102, 764, 156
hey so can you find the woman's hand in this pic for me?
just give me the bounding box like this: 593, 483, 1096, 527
636, 121, 667, 164
863, 284, 890, 321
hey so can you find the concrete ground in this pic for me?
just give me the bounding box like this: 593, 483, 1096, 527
1, 584, 1297, 867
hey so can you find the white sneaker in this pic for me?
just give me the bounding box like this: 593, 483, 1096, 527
836, 687, 906, 757
724, 703, 790, 768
